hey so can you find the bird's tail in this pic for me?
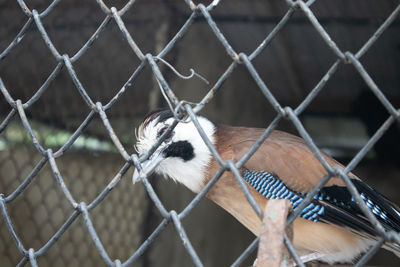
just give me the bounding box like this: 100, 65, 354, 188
383, 241, 400, 258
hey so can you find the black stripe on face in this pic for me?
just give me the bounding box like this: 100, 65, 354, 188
163, 141, 194, 161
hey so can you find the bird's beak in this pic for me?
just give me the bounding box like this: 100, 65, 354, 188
132, 150, 165, 184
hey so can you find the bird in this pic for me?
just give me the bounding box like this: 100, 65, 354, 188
132, 109, 400, 264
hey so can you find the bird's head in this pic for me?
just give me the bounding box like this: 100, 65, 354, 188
132, 109, 216, 192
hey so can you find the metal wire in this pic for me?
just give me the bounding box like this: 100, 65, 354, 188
1, 0, 400, 266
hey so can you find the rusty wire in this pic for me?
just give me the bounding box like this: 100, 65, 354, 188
1, 0, 400, 266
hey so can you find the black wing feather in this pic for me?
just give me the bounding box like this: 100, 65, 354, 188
243, 170, 400, 236
352, 179, 400, 231
319, 201, 377, 236
313, 179, 400, 234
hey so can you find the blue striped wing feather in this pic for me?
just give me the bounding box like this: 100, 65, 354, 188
242, 169, 400, 236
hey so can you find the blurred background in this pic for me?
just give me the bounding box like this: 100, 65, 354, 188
0, 0, 400, 266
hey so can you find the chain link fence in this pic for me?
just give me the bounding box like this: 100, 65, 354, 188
1, 0, 400, 266
0, 144, 147, 266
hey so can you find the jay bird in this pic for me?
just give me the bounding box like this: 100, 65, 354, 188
132, 109, 400, 264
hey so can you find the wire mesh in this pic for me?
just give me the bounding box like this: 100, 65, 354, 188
1, 0, 400, 266
0, 145, 146, 266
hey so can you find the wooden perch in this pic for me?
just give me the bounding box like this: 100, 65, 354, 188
255, 200, 357, 267
256, 199, 292, 267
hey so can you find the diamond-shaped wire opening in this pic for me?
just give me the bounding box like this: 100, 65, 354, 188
153, 24, 234, 104
0, 34, 60, 105
32, 1, 108, 57
70, 20, 144, 104
0, 72, 95, 158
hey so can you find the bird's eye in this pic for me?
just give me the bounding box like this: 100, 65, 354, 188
157, 126, 173, 140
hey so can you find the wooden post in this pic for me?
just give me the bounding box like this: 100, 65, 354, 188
256, 199, 292, 267
255, 200, 355, 267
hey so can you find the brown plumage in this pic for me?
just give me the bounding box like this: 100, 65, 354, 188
206, 125, 371, 261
